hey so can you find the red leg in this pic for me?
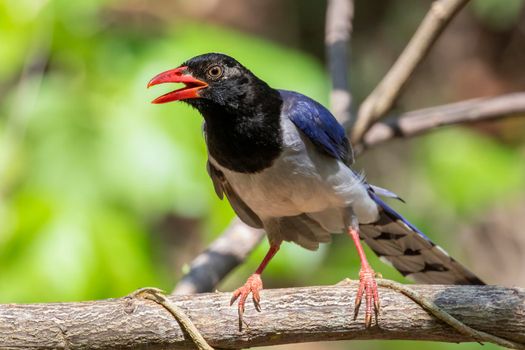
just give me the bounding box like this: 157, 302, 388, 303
230, 243, 280, 329
348, 226, 380, 327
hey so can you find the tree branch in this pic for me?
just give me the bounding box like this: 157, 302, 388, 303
173, 218, 264, 295
351, 0, 470, 142
361, 92, 525, 150
0, 284, 523, 349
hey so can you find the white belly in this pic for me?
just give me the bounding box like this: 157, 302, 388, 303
209, 118, 379, 224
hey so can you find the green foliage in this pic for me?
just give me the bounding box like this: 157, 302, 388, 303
420, 128, 525, 216
0, 1, 328, 302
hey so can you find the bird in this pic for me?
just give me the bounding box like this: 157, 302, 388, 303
148, 52, 484, 328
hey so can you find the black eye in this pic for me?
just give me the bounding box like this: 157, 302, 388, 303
207, 65, 223, 79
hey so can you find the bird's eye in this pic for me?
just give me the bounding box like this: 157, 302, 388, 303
207, 65, 223, 79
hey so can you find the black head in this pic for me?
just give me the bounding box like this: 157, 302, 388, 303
148, 53, 280, 115
149, 53, 285, 173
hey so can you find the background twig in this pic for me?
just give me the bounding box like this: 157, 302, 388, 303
173, 218, 264, 295
361, 92, 525, 151
325, 0, 354, 125
352, 0, 470, 142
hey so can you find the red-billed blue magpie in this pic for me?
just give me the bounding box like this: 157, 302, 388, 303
149, 53, 484, 328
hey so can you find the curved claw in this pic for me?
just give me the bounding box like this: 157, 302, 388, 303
353, 266, 380, 328
230, 274, 263, 330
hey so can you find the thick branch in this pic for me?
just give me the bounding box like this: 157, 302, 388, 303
352, 0, 470, 142
362, 92, 525, 149
0, 284, 523, 349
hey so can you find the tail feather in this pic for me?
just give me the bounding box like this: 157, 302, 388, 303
361, 189, 484, 285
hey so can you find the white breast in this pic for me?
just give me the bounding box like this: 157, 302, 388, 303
209, 117, 379, 224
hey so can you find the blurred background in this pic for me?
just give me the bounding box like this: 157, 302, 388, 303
1, 0, 525, 349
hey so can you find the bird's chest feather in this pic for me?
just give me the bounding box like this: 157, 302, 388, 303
209, 118, 358, 218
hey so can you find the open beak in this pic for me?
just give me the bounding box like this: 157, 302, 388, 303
148, 66, 208, 104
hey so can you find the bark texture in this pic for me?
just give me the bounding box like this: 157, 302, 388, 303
0, 283, 523, 349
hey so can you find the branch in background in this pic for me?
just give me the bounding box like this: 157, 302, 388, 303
0, 284, 523, 349
351, 0, 470, 143
361, 92, 525, 150
173, 218, 264, 295
325, 0, 354, 125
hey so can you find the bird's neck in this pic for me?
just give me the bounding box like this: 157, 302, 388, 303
194, 89, 283, 173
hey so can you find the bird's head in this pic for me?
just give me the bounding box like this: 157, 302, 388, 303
148, 53, 273, 112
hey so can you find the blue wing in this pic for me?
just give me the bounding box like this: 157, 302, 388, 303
279, 90, 353, 165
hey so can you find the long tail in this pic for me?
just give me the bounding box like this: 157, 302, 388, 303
360, 189, 484, 285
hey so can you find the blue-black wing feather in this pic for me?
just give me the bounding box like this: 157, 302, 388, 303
280, 90, 353, 165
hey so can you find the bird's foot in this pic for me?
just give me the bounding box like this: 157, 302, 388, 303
230, 273, 263, 329
353, 265, 380, 328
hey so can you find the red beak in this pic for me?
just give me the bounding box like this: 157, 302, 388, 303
148, 66, 208, 104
